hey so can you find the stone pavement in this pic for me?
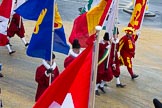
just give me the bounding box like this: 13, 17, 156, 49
0, 21, 162, 108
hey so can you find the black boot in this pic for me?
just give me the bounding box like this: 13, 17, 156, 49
95, 90, 100, 96
131, 74, 139, 79
116, 83, 126, 88
9, 51, 16, 55
9, 42, 12, 46
0, 73, 3, 77
98, 86, 106, 93
104, 83, 108, 87
153, 98, 162, 108
25, 43, 29, 47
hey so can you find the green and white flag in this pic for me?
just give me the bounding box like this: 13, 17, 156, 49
80, 0, 100, 14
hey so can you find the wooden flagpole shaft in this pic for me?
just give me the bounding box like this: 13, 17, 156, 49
89, 26, 102, 108
112, 0, 119, 63
49, 0, 56, 86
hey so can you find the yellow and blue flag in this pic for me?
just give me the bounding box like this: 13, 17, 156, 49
16, 0, 70, 60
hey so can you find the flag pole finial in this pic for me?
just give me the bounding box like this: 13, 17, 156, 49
95, 26, 102, 31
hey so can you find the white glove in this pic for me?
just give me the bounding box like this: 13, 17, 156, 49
117, 52, 120, 58
112, 64, 116, 70
106, 45, 111, 49
112, 64, 116, 67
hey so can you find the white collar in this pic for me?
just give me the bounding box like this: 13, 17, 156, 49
100, 40, 105, 44
42, 60, 56, 70
69, 49, 82, 58
112, 38, 119, 44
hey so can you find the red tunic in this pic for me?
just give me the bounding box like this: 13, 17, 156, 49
64, 55, 75, 68
35, 65, 59, 101
97, 41, 113, 83
98, 42, 108, 74
119, 34, 138, 76
0, 34, 9, 46
119, 35, 138, 58
109, 40, 120, 77
7, 13, 25, 38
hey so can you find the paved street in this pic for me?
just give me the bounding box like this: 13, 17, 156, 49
0, 21, 162, 108
0, 0, 162, 107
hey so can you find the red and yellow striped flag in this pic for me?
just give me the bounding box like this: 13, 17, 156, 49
128, 0, 147, 30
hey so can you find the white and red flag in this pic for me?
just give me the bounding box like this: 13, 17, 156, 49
33, 43, 93, 108
0, 0, 13, 46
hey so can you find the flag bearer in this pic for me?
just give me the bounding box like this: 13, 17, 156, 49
96, 30, 126, 96
119, 27, 139, 79
35, 53, 59, 101
96, 32, 111, 96
108, 27, 126, 88
7, 0, 29, 49
64, 39, 82, 68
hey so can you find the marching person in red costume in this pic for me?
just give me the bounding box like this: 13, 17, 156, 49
96, 32, 111, 95
96, 30, 126, 96
35, 53, 59, 101
7, 13, 29, 46
6, 0, 29, 54
64, 39, 82, 68
5, 38, 16, 55
0, 20, 15, 55
0, 0, 16, 55
119, 27, 139, 79
109, 27, 126, 87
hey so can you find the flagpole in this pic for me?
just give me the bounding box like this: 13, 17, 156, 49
111, 0, 119, 68
49, 0, 56, 85
106, 0, 119, 69
89, 26, 102, 108
114, 0, 119, 34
